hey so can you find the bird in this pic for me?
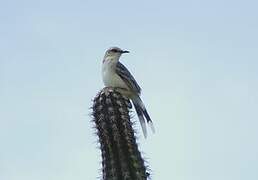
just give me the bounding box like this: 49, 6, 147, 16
101, 46, 155, 138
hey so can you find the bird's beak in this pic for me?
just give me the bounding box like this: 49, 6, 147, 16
122, 50, 130, 54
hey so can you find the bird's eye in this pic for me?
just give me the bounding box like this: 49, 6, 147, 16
111, 49, 119, 53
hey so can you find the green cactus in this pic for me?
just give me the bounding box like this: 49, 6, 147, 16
92, 87, 150, 180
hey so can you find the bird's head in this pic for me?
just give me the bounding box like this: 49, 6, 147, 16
103, 47, 129, 63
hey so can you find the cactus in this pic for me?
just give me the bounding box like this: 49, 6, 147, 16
92, 87, 150, 180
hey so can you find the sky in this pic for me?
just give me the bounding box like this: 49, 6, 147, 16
1, 0, 258, 179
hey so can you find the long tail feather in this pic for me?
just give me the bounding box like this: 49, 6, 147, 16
133, 101, 147, 138
132, 95, 155, 137
142, 109, 155, 133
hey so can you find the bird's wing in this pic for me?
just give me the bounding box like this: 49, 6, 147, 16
116, 62, 141, 94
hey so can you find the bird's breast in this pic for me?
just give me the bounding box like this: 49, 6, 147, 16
102, 63, 128, 89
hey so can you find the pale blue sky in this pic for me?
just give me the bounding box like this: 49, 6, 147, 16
1, 0, 258, 179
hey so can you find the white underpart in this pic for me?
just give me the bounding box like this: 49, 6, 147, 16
102, 57, 129, 90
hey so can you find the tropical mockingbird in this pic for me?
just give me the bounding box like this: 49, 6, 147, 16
102, 47, 155, 138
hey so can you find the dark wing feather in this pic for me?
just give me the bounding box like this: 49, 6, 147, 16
116, 62, 141, 94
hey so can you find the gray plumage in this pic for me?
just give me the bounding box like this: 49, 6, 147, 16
116, 62, 141, 94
